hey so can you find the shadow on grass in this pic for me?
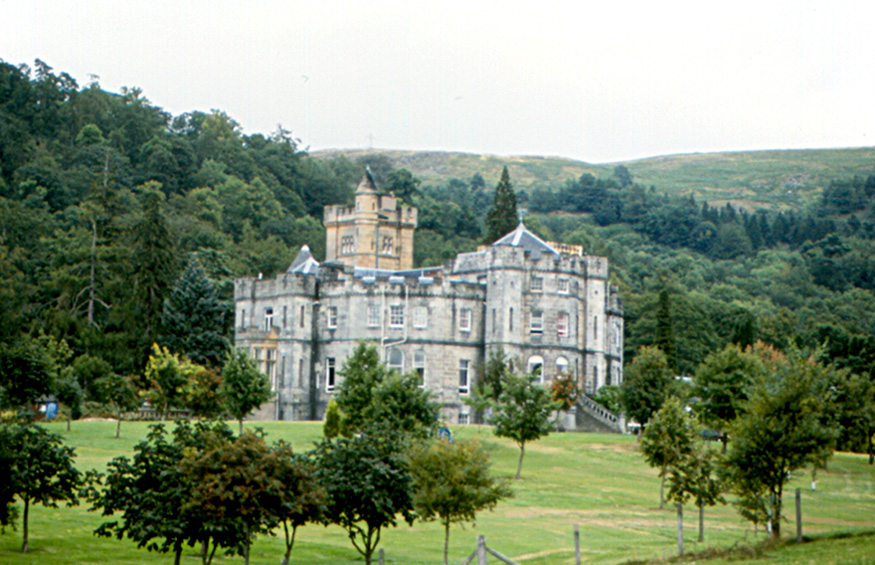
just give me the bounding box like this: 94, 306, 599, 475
619, 530, 875, 564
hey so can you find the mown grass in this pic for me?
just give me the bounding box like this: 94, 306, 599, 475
1, 420, 873, 565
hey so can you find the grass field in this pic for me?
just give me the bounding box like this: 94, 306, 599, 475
1, 420, 873, 565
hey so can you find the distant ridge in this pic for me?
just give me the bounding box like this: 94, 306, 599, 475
313, 147, 875, 211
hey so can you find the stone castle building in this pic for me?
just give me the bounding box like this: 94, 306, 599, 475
234, 171, 624, 424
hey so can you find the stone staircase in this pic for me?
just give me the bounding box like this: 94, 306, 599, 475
573, 395, 624, 433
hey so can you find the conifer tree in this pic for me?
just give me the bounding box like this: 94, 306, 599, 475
160, 257, 229, 368
655, 289, 678, 373
484, 166, 518, 243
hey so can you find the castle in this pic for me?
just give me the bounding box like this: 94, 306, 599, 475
234, 171, 624, 424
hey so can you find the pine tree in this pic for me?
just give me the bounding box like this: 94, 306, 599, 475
159, 257, 229, 368
484, 166, 518, 243
655, 289, 678, 373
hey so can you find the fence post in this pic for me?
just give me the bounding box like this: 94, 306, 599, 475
796, 488, 802, 543
477, 535, 487, 565
676, 503, 684, 556
574, 523, 580, 565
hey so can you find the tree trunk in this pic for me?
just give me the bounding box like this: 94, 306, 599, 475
21, 498, 29, 552
443, 518, 451, 565
116, 417, 122, 439
515, 443, 525, 479
173, 545, 182, 565
772, 488, 782, 539
239, 418, 244, 436
659, 469, 666, 509
282, 522, 297, 565
88, 217, 97, 325
698, 501, 704, 542
67, 414, 72, 432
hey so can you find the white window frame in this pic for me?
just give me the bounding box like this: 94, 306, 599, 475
459, 308, 472, 332
387, 348, 404, 373
528, 355, 544, 384
367, 305, 381, 328
327, 306, 338, 329
558, 278, 569, 293
414, 306, 428, 329
557, 311, 569, 337
326, 357, 336, 392
531, 275, 543, 292
530, 310, 543, 334
389, 305, 404, 328
556, 356, 569, 376
458, 359, 470, 394
413, 350, 426, 387
264, 307, 274, 331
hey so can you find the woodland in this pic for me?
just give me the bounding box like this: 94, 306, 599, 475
1, 59, 874, 448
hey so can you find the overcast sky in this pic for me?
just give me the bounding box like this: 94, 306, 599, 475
2, 1, 873, 163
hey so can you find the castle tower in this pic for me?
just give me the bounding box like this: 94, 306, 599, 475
323, 169, 418, 270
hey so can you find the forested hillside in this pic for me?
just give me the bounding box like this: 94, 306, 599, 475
1, 60, 874, 438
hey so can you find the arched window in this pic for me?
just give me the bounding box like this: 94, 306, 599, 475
556, 356, 569, 376
527, 355, 544, 383
387, 348, 404, 373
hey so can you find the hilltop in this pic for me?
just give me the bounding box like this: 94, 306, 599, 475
314, 146, 875, 211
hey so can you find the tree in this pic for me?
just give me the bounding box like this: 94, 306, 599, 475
409, 439, 511, 565
550, 372, 578, 411
184, 365, 225, 421
693, 344, 763, 452
128, 185, 177, 360
0, 337, 56, 411
263, 443, 326, 565
323, 398, 343, 438
143, 343, 197, 420
665, 443, 724, 542
484, 166, 518, 243
334, 342, 439, 438
96, 372, 141, 438
722, 349, 839, 538
91, 421, 235, 565
621, 346, 674, 431
640, 398, 698, 509
491, 372, 557, 479
1, 421, 82, 552
220, 349, 272, 434
315, 429, 415, 565
181, 430, 289, 565
654, 289, 678, 372
334, 342, 387, 434
159, 257, 229, 368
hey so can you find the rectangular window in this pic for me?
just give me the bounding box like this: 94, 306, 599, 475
326, 357, 336, 392
389, 305, 404, 328
264, 307, 274, 331
459, 308, 472, 332
240, 309, 246, 328
558, 278, 569, 293
530, 311, 543, 334
557, 311, 569, 337
509, 307, 514, 332
531, 275, 543, 292
282, 305, 287, 327
594, 316, 598, 341
341, 235, 355, 255
381, 235, 394, 254
298, 358, 304, 389
459, 413, 470, 425
265, 349, 276, 389
413, 350, 426, 387
413, 306, 427, 329
327, 306, 338, 329
458, 359, 470, 394
368, 305, 381, 328
299, 305, 305, 328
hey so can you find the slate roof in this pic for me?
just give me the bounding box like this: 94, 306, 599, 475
287, 245, 320, 275
491, 222, 559, 259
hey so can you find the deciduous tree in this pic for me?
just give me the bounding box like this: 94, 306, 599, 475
220, 349, 272, 434
622, 346, 674, 431
409, 439, 511, 565
640, 397, 697, 509
491, 372, 557, 479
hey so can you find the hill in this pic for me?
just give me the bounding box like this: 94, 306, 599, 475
313, 146, 875, 211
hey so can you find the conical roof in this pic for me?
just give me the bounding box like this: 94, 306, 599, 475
492, 222, 558, 258
355, 166, 378, 193
287, 244, 320, 275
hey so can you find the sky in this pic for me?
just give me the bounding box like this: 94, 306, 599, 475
2, 0, 873, 163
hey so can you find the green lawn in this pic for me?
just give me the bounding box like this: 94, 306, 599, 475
2, 420, 873, 565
